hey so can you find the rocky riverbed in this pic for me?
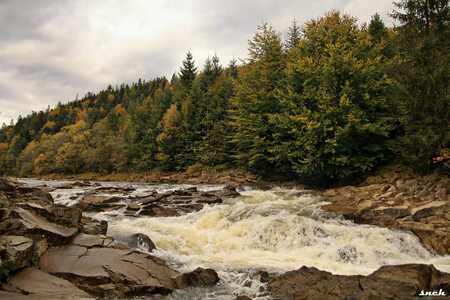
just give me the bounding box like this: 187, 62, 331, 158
0, 170, 449, 299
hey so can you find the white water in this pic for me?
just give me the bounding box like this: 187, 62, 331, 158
108, 188, 450, 299
19, 179, 450, 300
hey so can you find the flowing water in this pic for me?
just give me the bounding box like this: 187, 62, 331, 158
19, 179, 450, 300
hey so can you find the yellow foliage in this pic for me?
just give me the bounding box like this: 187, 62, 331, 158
0, 143, 8, 153
43, 121, 56, 130
160, 104, 180, 130
77, 109, 88, 122
114, 104, 127, 115
107, 94, 115, 102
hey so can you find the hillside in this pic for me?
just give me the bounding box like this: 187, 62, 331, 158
0, 6, 448, 186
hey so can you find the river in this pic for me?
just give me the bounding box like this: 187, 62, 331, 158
19, 178, 450, 300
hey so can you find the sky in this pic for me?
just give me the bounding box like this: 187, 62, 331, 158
0, 0, 395, 125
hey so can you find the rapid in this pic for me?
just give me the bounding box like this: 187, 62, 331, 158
19, 179, 450, 299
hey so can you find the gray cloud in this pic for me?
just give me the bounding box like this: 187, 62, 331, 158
0, 0, 394, 125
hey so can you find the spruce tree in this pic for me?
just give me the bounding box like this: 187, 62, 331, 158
368, 13, 388, 41
231, 23, 286, 175
286, 19, 302, 49
392, 0, 450, 171
179, 51, 197, 89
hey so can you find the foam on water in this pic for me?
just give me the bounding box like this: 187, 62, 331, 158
108, 188, 450, 299
18, 179, 450, 299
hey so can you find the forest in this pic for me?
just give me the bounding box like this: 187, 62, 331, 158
0, 0, 448, 186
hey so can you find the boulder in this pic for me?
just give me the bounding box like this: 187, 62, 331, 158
174, 267, 220, 289
1, 267, 91, 299
80, 216, 108, 235
269, 264, 450, 300
0, 178, 15, 192
10, 207, 78, 245
40, 244, 179, 297
78, 195, 125, 212
0, 236, 34, 280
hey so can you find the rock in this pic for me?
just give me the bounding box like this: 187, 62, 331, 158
93, 186, 135, 194
360, 206, 410, 226
40, 244, 179, 297
235, 296, 253, 300
78, 195, 125, 211
412, 201, 448, 221
216, 185, 241, 198
11, 207, 78, 245
114, 233, 156, 252
337, 245, 358, 263
1, 267, 91, 299
72, 233, 113, 248
80, 216, 108, 235
321, 168, 450, 255
0, 236, 34, 280
269, 264, 450, 300
174, 267, 220, 289
0, 177, 15, 192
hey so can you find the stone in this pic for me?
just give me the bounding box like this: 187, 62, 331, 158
72, 233, 113, 248
321, 168, 450, 255
80, 216, 108, 235
113, 233, 156, 252
1, 267, 91, 299
174, 267, 220, 289
78, 195, 125, 211
269, 264, 450, 300
0, 236, 34, 280
235, 296, 253, 300
40, 244, 179, 297
12, 207, 78, 241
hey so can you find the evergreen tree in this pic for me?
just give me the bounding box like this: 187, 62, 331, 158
228, 59, 239, 79
392, 0, 450, 171
286, 19, 302, 49
280, 12, 397, 185
368, 13, 388, 41
179, 51, 197, 89
231, 23, 286, 175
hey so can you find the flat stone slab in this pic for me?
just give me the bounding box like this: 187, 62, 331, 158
1, 267, 91, 299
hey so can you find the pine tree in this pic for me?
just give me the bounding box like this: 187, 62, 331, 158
286, 19, 302, 49
228, 59, 239, 79
368, 13, 388, 41
280, 11, 397, 185
231, 23, 286, 175
392, 0, 450, 171
179, 51, 197, 89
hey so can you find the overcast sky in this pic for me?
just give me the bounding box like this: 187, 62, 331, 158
0, 0, 395, 125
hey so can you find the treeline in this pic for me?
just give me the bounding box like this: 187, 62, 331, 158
0, 0, 448, 186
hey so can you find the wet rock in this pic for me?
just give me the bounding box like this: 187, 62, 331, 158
269, 264, 450, 300
93, 186, 136, 194
78, 195, 125, 212
1, 267, 91, 299
114, 233, 156, 252
131, 233, 156, 252
321, 168, 450, 255
10, 207, 78, 245
0, 177, 15, 192
217, 185, 241, 198
40, 244, 179, 297
337, 246, 358, 263
80, 216, 108, 235
174, 267, 220, 289
235, 296, 253, 300
72, 233, 114, 248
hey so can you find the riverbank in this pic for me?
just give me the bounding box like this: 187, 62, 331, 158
37, 167, 259, 186
320, 165, 450, 256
